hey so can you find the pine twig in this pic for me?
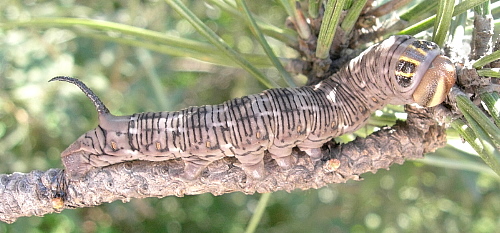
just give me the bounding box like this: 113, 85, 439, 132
0, 105, 446, 223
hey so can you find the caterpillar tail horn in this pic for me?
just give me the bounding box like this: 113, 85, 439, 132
49, 76, 111, 116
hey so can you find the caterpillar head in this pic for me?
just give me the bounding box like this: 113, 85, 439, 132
393, 39, 456, 107
411, 55, 455, 107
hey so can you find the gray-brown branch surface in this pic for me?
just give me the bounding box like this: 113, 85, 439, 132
0, 105, 447, 223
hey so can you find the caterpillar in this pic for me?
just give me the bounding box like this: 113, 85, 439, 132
51, 35, 456, 180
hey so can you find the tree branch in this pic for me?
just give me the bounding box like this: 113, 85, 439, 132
0, 105, 447, 223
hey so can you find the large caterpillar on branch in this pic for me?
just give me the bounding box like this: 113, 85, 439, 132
51, 35, 456, 180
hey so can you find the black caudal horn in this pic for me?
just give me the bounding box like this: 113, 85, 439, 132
49, 76, 110, 116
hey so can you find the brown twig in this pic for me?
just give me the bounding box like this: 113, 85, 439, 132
0, 105, 447, 223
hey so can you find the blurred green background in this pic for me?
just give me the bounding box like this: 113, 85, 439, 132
1, 0, 500, 232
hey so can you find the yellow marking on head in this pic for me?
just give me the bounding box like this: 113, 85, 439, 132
256, 131, 261, 139
395, 71, 415, 77
206, 141, 211, 148
415, 47, 429, 56
407, 42, 433, 55
156, 142, 161, 150
297, 125, 302, 132
398, 56, 421, 66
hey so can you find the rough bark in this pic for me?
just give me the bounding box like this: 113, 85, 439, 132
0, 105, 447, 223
470, 14, 493, 60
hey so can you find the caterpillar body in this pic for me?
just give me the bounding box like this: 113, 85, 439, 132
52, 35, 456, 180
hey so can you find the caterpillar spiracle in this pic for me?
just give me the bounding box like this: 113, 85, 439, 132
51, 35, 456, 180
